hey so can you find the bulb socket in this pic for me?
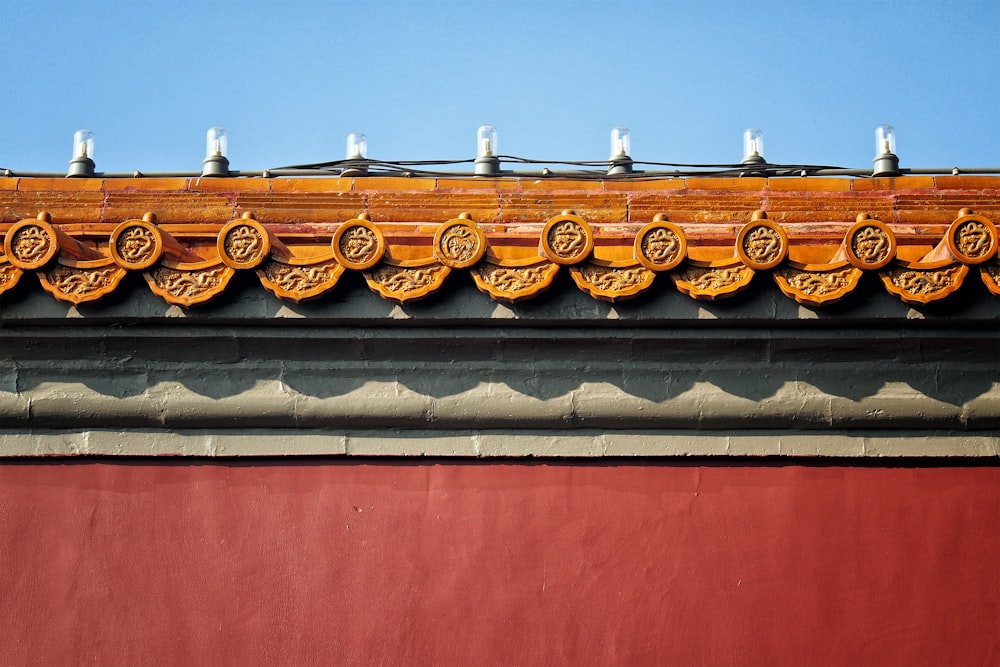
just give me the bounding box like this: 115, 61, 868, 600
740, 153, 767, 177
607, 157, 633, 176
201, 155, 231, 177
67, 156, 95, 178
474, 156, 500, 176
872, 153, 900, 177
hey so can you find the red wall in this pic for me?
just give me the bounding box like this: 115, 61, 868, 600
2, 461, 998, 666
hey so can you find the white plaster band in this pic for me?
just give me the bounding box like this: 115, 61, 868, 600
1, 429, 996, 458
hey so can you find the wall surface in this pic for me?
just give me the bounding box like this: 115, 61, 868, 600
2, 460, 998, 666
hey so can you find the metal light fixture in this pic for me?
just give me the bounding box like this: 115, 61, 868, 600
202, 127, 230, 177
474, 125, 500, 176
872, 124, 900, 177
67, 129, 95, 177
607, 126, 633, 175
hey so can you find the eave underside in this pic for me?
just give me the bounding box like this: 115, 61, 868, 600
2, 282, 997, 457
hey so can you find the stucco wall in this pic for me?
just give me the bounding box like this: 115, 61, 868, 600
2, 460, 997, 666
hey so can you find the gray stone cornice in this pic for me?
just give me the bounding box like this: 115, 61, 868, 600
2, 282, 997, 457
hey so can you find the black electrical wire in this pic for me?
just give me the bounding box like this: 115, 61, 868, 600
275, 158, 477, 170
270, 154, 857, 179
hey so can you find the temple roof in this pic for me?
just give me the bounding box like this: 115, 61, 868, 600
2, 175, 998, 309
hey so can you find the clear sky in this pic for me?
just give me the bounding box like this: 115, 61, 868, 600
2, 0, 997, 174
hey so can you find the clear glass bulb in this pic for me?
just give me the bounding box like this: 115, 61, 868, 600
477, 125, 497, 158
743, 128, 764, 161
346, 132, 368, 159
610, 126, 631, 158
73, 129, 94, 160
206, 127, 228, 159
875, 125, 896, 156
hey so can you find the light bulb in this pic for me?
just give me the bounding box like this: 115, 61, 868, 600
743, 128, 764, 162
477, 125, 497, 158
201, 127, 231, 177
610, 126, 631, 159
872, 124, 900, 176
67, 129, 96, 176
206, 127, 228, 159
346, 132, 368, 159
73, 129, 94, 160
875, 125, 896, 156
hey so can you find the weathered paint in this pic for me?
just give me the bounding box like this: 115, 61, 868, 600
2, 460, 997, 665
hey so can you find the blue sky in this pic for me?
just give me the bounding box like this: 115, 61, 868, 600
2, 1, 997, 173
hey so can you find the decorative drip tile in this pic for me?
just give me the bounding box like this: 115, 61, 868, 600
472, 260, 560, 303
773, 262, 862, 306
38, 261, 127, 303
881, 262, 969, 305
671, 260, 755, 301
981, 261, 1000, 296
145, 262, 234, 307
364, 261, 451, 303
258, 256, 344, 303
568, 262, 655, 302
0, 259, 23, 296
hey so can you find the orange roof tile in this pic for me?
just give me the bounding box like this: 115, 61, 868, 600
1, 176, 998, 307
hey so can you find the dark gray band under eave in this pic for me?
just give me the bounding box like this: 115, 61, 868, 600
2, 279, 998, 457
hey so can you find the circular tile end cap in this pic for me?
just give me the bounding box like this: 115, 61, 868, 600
218, 217, 272, 269
110, 219, 164, 270
845, 217, 896, 270
433, 219, 486, 269
3, 217, 60, 270
634, 220, 687, 272
946, 211, 997, 264
540, 213, 594, 265
736, 219, 788, 270
332, 218, 386, 270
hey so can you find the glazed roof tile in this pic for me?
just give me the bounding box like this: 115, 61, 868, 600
1, 175, 998, 308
